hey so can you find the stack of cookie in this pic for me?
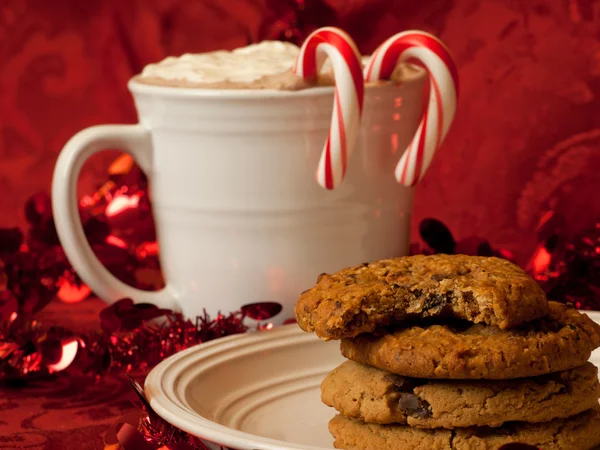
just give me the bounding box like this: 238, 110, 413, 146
295, 255, 600, 450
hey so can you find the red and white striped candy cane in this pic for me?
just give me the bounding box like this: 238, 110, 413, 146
294, 27, 365, 190
365, 31, 459, 187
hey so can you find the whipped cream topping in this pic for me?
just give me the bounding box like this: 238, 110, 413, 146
139, 41, 380, 84
140, 41, 303, 84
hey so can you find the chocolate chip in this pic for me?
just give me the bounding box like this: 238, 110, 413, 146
398, 393, 420, 409
423, 294, 447, 312
431, 274, 447, 282
397, 393, 431, 419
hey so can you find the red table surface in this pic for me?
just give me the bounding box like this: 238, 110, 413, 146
0, 299, 137, 450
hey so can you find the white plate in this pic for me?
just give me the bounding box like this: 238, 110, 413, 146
145, 311, 600, 450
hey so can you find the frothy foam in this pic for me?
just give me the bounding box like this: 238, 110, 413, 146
140, 41, 302, 85
136, 41, 422, 89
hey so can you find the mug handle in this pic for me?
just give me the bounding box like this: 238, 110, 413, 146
52, 124, 178, 310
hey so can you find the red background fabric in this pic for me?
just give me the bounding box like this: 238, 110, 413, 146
1, 0, 600, 448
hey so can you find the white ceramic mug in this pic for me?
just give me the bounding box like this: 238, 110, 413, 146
52, 75, 426, 323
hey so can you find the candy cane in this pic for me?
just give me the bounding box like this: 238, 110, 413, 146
365, 31, 459, 187
294, 27, 365, 190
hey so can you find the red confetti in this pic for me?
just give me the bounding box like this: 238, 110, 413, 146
57, 279, 91, 304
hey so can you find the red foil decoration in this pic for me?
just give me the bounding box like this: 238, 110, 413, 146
530, 218, 600, 310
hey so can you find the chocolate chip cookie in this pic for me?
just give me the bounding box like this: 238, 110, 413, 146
341, 302, 600, 379
321, 360, 600, 428
329, 406, 600, 450
295, 255, 548, 340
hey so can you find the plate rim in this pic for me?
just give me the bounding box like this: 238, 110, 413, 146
145, 324, 335, 450
145, 310, 600, 450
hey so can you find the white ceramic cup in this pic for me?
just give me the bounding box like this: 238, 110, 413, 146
52, 75, 426, 324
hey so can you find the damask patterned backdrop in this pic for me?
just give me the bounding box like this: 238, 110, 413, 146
2, 0, 600, 265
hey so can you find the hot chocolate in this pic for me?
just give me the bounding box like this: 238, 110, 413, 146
134, 41, 421, 90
